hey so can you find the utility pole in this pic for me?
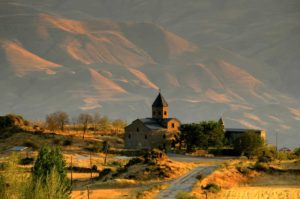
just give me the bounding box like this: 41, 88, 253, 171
70, 156, 73, 185
90, 152, 92, 180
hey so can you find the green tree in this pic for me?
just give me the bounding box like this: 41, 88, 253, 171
234, 131, 264, 158
32, 145, 71, 195
180, 121, 224, 152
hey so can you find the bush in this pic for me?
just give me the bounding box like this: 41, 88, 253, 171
253, 162, 269, 171
53, 139, 61, 145
23, 141, 39, 150
91, 165, 98, 172
196, 173, 205, 181
294, 148, 300, 157
202, 183, 221, 193
33, 145, 71, 194
19, 157, 34, 165
125, 157, 144, 168
176, 191, 197, 199
63, 139, 73, 146
85, 142, 104, 153
236, 165, 250, 175
99, 168, 111, 178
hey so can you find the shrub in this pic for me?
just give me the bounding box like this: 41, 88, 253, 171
196, 173, 205, 181
202, 183, 221, 193
253, 162, 269, 171
63, 139, 73, 146
125, 157, 144, 168
99, 168, 111, 178
109, 161, 122, 167
23, 141, 39, 150
294, 148, 300, 157
33, 145, 71, 194
176, 191, 197, 199
19, 157, 34, 165
91, 165, 98, 172
85, 142, 104, 153
236, 165, 251, 175
53, 139, 61, 145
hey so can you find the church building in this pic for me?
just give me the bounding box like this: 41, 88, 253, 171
124, 92, 181, 150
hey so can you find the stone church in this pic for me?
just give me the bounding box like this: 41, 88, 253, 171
124, 92, 181, 150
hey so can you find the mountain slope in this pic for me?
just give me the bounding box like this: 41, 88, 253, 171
0, 1, 299, 148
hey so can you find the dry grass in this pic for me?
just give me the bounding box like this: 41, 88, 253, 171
221, 187, 300, 199
72, 188, 135, 199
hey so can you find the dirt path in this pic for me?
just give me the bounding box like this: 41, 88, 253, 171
155, 166, 217, 199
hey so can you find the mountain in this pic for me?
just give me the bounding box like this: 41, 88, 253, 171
0, 0, 300, 148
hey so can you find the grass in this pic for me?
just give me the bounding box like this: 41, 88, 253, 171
176, 191, 197, 199
221, 187, 300, 199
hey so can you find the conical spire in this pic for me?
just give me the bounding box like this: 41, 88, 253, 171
152, 92, 168, 107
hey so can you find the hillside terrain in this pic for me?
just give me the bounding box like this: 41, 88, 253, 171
0, 0, 300, 147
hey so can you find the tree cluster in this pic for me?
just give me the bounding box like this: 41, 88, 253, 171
180, 120, 225, 152
45, 111, 127, 138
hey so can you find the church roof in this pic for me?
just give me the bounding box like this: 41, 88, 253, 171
139, 118, 165, 130
137, 118, 179, 130
152, 93, 168, 107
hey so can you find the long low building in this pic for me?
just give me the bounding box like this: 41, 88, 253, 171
225, 127, 267, 145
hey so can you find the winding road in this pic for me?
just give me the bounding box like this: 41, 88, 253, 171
155, 154, 231, 199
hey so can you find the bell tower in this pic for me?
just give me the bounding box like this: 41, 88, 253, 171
152, 92, 168, 119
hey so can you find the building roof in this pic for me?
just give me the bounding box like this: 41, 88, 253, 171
138, 118, 179, 130
225, 128, 263, 133
152, 93, 168, 107
139, 118, 165, 130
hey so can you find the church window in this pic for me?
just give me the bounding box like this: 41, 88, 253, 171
145, 135, 148, 139
164, 111, 167, 115
137, 128, 139, 132
128, 134, 131, 139
172, 123, 175, 128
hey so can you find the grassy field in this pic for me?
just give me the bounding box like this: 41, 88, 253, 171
192, 160, 300, 199
221, 187, 300, 199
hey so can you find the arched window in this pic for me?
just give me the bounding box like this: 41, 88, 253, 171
163, 134, 166, 139
172, 123, 175, 128
128, 134, 131, 139
145, 135, 148, 139
137, 128, 139, 132
164, 111, 167, 115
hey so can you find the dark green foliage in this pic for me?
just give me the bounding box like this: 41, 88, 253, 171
257, 146, 276, 162
196, 173, 205, 180
253, 162, 269, 171
202, 183, 221, 193
125, 157, 144, 168
99, 168, 111, 178
233, 131, 264, 158
63, 139, 73, 146
53, 139, 61, 145
294, 148, 300, 157
91, 165, 98, 172
23, 141, 39, 150
0, 114, 28, 128
85, 142, 104, 152
33, 145, 71, 194
236, 165, 251, 175
19, 157, 34, 165
180, 121, 224, 152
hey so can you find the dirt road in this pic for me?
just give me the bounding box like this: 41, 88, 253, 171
155, 154, 232, 199
155, 166, 216, 199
